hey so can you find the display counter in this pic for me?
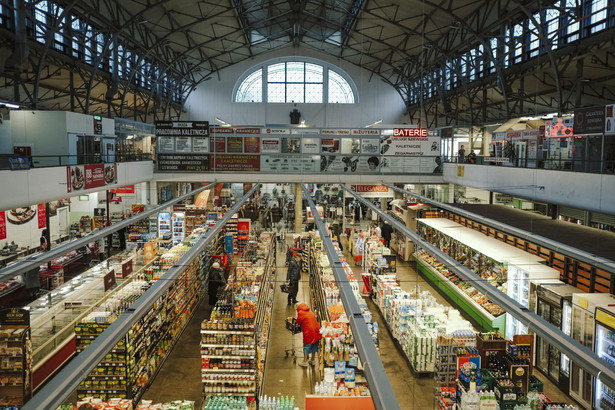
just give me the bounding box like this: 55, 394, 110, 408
27, 250, 145, 389
413, 251, 506, 333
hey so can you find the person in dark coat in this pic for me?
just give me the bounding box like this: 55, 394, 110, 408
380, 220, 393, 247
208, 261, 225, 305
286, 253, 301, 305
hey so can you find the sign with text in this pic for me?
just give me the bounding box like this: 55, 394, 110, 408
155, 121, 210, 154
0, 212, 5, 240
227, 137, 243, 153
104, 269, 116, 291
110, 185, 135, 195
381, 135, 440, 157
67, 163, 116, 193
348, 184, 393, 198
0, 308, 29, 326
244, 137, 260, 153
261, 138, 280, 153
573, 106, 605, 135
37, 204, 46, 229
121, 259, 133, 278
210, 154, 260, 171
157, 154, 209, 171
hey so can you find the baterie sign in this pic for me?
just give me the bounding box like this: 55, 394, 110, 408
393, 128, 428, 137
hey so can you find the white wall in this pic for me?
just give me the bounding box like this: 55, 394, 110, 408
0, 119, 11, 154
10, 111, 69, 156
444, 163, 615, 214
0, 161, 154, 212
184, 46, 406, 127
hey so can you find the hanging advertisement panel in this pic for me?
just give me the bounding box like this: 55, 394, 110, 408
321, 138, 339, 153
210, 154, 260, 171
573, 106, 605, 135
0, 212, 6, 240
302, 138, 320, 154
244, 137, 260, 153
605, 104, 615, 135
227, 137, 243, 153
157, 154, 209, 171
261, 138, 280, 153
37, 204, 46, 229
192, 137, 209, 153
260, 155, 319, 172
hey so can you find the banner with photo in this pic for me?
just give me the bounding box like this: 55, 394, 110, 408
261, 138, 280, 153
67, 163, 117, 193
319, 155, 381, 173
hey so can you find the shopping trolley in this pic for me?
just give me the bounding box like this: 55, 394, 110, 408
284, 318, 302, 362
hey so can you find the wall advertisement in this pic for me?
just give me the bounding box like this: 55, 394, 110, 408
66, 163, 117, 193
157, 154, 209, 171
210, 155, 260, 172
0, 212, 6, 240
155, 121, 210, 154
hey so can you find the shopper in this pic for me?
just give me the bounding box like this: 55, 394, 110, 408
380, 220, 393, 247
208, 261, 225, 306
458, 145, 466, 163
295, 303, 322, 367
211, 249, 231, 281
286, 253, 301, 305
39, 229, 49, 252
83, 244, 92, 266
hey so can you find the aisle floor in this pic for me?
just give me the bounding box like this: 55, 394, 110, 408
140, 229, 578, 409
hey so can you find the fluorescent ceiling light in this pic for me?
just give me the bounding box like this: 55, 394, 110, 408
215, 117, 232, 127
364, 119, 382, 128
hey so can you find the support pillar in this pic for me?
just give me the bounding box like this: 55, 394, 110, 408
294, 184, 303, 234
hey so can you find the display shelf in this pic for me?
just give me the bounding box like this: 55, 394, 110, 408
414, 251, 506, 333
172, 212, 186, 245
0, 309, 32, 407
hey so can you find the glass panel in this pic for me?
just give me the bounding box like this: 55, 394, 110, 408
267, 83, 285, 103
305, 63, 323, 82
328, 70, 355, 103
286, 83, 304, 103
565, 0, 579, 42
590, 0, 607, 33
305, 84, 322, 103
236, 69, 263, 102
267, 63, 285, 82
549, 344, 560, 381
570, 362, 580, 395
287, 62, 304, 82
537, 337, 548, 370
552, 306, 562, 328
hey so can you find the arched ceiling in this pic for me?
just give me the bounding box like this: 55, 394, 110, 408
3, 0, 614, 126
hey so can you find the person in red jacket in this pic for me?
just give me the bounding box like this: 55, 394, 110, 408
211, 249, 231, 280
295, 303, 322, 367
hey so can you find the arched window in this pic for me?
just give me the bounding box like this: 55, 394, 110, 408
234, 57, 358, 104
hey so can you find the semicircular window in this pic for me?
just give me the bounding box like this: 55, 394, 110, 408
234, 57, 357, 104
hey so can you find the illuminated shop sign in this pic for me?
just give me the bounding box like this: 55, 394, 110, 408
393, 128, 428, 137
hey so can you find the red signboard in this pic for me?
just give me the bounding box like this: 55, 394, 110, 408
131, 204, 145, 214
104, 269, 116, 291
84, 164, 106, 190
210, 154, 260, 172
111, 185, 135, 194
0, 212, 6, 240
244, 137, 260, 153
393, 128, 428, 137
37, 204, 46, 229
121, 259, 133, 278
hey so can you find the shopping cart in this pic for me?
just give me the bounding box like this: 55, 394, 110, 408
284, 318, 302, 362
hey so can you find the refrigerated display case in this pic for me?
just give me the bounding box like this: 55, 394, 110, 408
594, 305, 615, 410
158, 212, 171, 238
505, 261, 560, 337
569, 293, 615, 409
534, 283, 580, 393
172, 212, 185, 245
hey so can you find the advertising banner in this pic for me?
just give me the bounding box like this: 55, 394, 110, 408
341, 138, 361, 154
67, 163, 116, 193
157, 154, 209, 171
110, 185, 135, 194
234, 127, 260, 134
573, 106, 605, 135
210, 136, 226, 152
380, 156, 438, 174
121, 259, 133, 278
319, 156, 380, 173
174, 136, 192, 152
545, 117, 574, 138
281, 137, 301, 153
104, 270, 116, 291
348, 184, 393, 198
210, 155, 260, 172
143, 242, 156, 264
131, 204, 145, 214
351, 129, 381, 136
0, 212, 5, 240
321, 138, 339, 153
261, 138, 280, 153
361, 138, 380, 155
260, 155, 319, 173
381, 135, 440, 157
322, 129, 350, 135
37, 204, 46, 229
192, 137, 209, 153
261, 127, 290, 135
244, 137, 260, 153
158, 136, 175, 152
605, 104, 615, 135
227, 137, 243, 153
302, 138, 320, 154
